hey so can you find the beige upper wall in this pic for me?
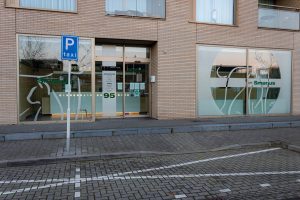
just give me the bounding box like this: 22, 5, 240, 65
0, 0, 17, 124
15, 0, 159, 41
156, 0, 197, 119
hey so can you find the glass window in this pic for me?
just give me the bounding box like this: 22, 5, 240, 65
106, 0, 165, 18
196, 0, 235, 25
258, 6, 300, 30
125, 47, 150, 59
18, 35, 92, 122
197, 46, 247, 116
247, 49, 291, 115
20, 0, 77, 12
197, 45, 292, 116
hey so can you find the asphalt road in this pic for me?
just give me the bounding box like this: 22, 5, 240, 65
0, 147, 300, 200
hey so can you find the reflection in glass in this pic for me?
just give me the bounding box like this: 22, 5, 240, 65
95, 61, 124, 117
211, 87, 246, 115
106, 0, 165, 18
197, 46, 291, 116
20, 0, 77, 12
125, 47, 150, 59
95, 46, 123, 58
125, 63, 149, 116
18, 35, 92, 122
258, 6, 300, 30
247, 49, 291, 115
95, 45, 150, 118
197, 46, 247, 116
196, 0, 234, 25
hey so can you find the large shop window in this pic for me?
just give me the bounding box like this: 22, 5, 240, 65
106, 0, 165, 18
196, 0, 235, 25
20, 0, 77, 12
197, 46, 291, 116
18, 35, 92, 122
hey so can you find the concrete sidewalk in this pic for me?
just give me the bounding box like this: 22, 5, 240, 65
0, 126, 300, 167
0, 116, 300, 141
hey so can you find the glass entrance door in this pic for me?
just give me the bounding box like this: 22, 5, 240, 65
95, 45, 150, 118
125, 63, 149, 116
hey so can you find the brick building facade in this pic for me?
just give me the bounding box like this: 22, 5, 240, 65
0, 0, 299, 124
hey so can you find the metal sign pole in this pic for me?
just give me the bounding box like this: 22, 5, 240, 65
66, 61, 71, 152
62, 35, 79, 153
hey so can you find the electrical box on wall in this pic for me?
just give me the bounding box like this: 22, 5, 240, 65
150, 76, 156, 83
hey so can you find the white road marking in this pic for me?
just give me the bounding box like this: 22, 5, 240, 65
0, 148, 286, 197
75, 191, 80, 198
6, 170, 298, 184
75, 167, 81, 198
1, 170, 298, 196
0, 178, 71, 184
89, 171, 300, 181
92, 148, 281, 179
260, 183, 271, 187
0, 182, 72, 195
174, 194, 187, 198
219, 189, 231, 193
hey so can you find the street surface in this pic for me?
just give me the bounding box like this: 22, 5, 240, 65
1, 147, 300, 200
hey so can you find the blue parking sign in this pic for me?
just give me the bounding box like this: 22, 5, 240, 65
61, 35, 79, 61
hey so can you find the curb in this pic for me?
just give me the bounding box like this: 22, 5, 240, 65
1, 121, 300, 142
0, 141, 296, 168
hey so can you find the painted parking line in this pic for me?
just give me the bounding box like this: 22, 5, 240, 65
260, 183, 271, 187
75, 192, 80, 198
0, 148, 282, 186
2, 172, 299, 196
0, 178, 71, 184
92, 148, 281, 179
2, 170, 299, 197
75, 168, 81, 199
174, 194, 187, 198
219, 189, 231, 193
0, 148, 293, 197
0, 181, 73, 196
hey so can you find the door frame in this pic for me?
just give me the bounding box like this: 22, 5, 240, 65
95, 45, 151, 118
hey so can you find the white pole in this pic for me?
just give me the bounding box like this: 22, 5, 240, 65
66, 61, 71, 152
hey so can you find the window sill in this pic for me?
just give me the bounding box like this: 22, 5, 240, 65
258, 26, 299, 32
189, 21, 238, 28
6, 6, 78, 14
105, 14, 166, 21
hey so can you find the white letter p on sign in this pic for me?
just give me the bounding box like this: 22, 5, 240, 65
65, 38, 74, 50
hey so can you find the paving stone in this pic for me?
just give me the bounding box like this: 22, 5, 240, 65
229, 123, 273, 131
291, 121, 300, 128
0, 127, 300, 167
272, 122, 291, 128
2, 147, 299, 199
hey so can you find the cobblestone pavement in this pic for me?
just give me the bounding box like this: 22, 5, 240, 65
0, 127, 300, 162
0, 147, 300, 199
